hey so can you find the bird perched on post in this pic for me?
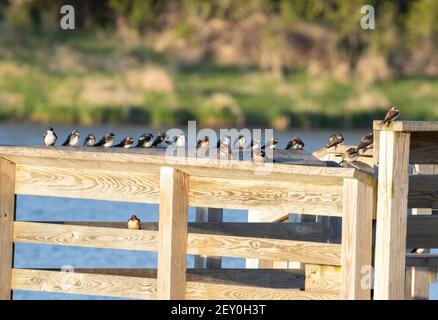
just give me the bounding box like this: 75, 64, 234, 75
94, 133, 115, 147
233, 135, 246, 150
196, 136, 209, 149
262, 137, 279, 150
252, 148, 265, 163
127, 215, 141, 230
357, 133, 373, 152
151, 132, 167, 148
326, 133, 344, 149
217, 136, 232, 159
43, 127, 57, 146
83, 133, 96, 147
380, 106, 400, 126
173, 134, 186, 148
61, 130, 80, 147
114, 137, 134, 148
136, 133, 154, 148
336, 147, 359, 165
285, 137, 305, 150
250, 138, 261, 151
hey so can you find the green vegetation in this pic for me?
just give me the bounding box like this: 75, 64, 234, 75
0, 1, 437, 128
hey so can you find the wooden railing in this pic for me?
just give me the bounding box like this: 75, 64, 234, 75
0, 145, 376, 300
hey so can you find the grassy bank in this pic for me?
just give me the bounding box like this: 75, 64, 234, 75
0, 31, 437, 129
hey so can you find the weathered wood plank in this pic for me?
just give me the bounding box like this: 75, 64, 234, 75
157, 167, 189, 300
408, 175, 438, 208
305, 264, 341, 293
0, 146, 375, 186
407, 216, 438, 248
341, 178, 373, 300
406, 254, 438, 267
34, 268, 305, 289
409, 132, 438, 165
12, 269, 338, 300
373, 121, 438, 132
374, 131, 411, 300
43, 221, 332, 243
15, 165, 344, 216
0, 159, 16, 300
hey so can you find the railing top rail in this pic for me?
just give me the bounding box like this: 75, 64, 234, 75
0, 146, 375, 186
373, 120, 438, 132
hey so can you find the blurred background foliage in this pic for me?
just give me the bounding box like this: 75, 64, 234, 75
0, 0, 437, 128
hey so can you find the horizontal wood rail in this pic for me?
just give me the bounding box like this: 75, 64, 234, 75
27, 268, 306, 289
11, 269, 339, 300
44, 221, 338, 243
407, 215, 438, 248
14, 222, 341, 265
408, 175, 438, 208
406, 254, 438, 268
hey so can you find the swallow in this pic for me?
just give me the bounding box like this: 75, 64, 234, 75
173, 134, 186, 148
285, 137, 305, 150
380, 106, 400, 126
196, 136, 209, 149
83, 133, 96, 147
410, 248, 426, 254
233, 135, 246, 150
216, 136, 231, 148
43, 127, 57, 146
336, 147, 359, 165
357, 133, 373, 152
262, 137, 279, 150
127, 215, 141, 230
136, 133, 154, 148
61, 130, 80, 147
151, 132, 167, 148
252, 148, 265, 163
326, 133, 344, 149
250, 138, 261, 151
114, 137, 134, 148
94, 133, 115, 147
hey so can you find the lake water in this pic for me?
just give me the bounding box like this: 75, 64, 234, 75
1, 122, 436, 300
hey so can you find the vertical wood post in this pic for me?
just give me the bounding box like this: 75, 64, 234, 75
194, 208, 223, 269
374, 131, 410, 300
341, 178, 373, 300
157, 167, 189, 300
0, 158, 16, 300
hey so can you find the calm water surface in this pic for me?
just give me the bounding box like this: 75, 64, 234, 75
0, 123, 435, 300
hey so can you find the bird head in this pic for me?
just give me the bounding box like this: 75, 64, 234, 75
273, 137, 279, 144
126, 137, 134, 144
130, 215, 138, 221
337, 133, 344, 142
72, 130, 79, 136
392, 106, 399, 113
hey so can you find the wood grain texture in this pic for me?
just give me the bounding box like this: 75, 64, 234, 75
409, 132, 438, 165
407, 216, 438, 248
374, 131, 410, 300
0, 146, 375, 186
157, 167, 189, 299
0, 159, 15, 300
12, 268, 156, 299
35, 268, 305, 289
341, 178, 373, 300
190, 176, 344, 217
408, 175, 438, 208
406, 254, 438, 267
373, 120, 438, 132
11, 269, 339, 300
14, 221, 340, 264
13, 221, 158, 251
305, 264, 341, 293
15, 164, 345, 216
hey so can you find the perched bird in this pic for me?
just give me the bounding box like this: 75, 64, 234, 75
380, 106, 400, 126
196, 136, 209, 149
262, 137, 279, 150
326, 133, 344, 149
285, 137, 305, 150
127, 215, 141, 230
336, 147, 359, 165
252, 149, 265, 163
94, 133, 115, 147
136, 133, 154, 148
233, 135, 246, 150
83, 133, 96, 147
218, 136, 232, 159
61, 130, 80, 147
151, 132, 167, 148
173, 134, 186, 148
216, 136, 231, 148
250, 138, 261, 151
43, 127, 57, 146
411, 248, 425, 254
114, 137, 134, 148
357, 133, 373, 152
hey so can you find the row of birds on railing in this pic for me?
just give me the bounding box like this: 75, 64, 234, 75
42, 106, 399, 164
